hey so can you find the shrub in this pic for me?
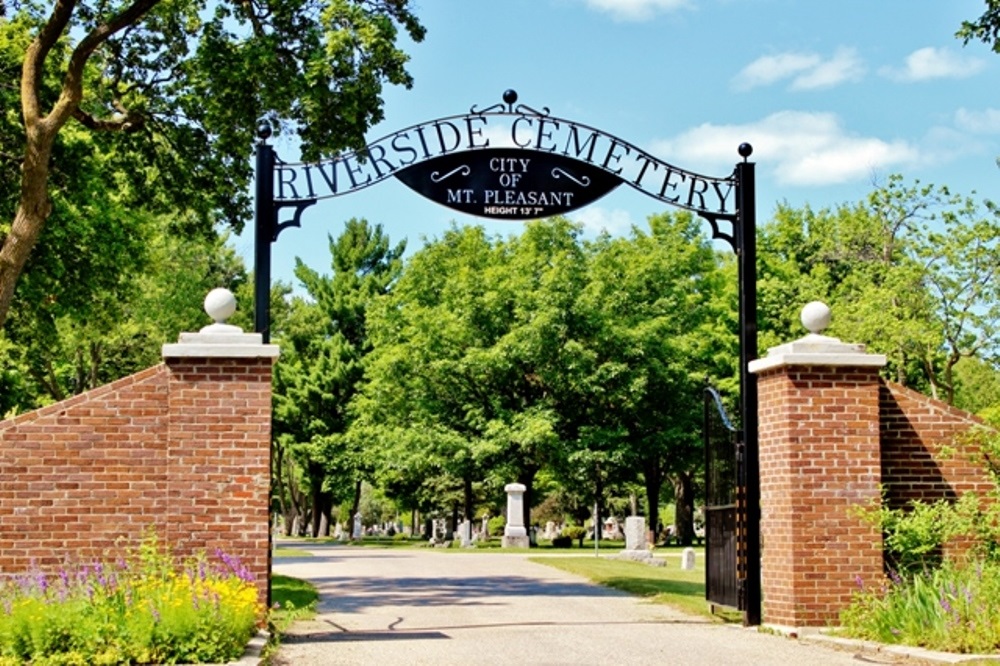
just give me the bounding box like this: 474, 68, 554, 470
487, 515, 506, 536
551, 536, 572, 548
561, 526, 587, 547
0, 530, 263, 665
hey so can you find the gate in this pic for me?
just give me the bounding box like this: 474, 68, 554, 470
703, 385, 746, 614
255, 89, 761, 623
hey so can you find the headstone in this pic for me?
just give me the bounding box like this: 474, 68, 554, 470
624, 516, 647, 551
544, 521, 556, 540
481, 513, 490, 539
459, 519, 473, 548
681, 547, 697, 571
502, 483, 530, 548
615, 516, 664, 566
333, 523, 343, 539
352, 512, 362, 539
603, 516, 622, 540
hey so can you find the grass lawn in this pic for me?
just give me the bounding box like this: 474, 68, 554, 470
529, 552, 741, 622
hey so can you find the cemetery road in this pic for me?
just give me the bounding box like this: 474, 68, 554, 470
270, 543, 929, 666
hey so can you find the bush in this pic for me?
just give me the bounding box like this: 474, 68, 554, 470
0, 530, 263, 665
561, 526, 587, 547
487, 515, 506, 537
551, 536, 572, 548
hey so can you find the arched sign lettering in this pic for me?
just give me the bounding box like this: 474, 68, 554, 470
252, 90, 761, 626
271, 102, 737, 222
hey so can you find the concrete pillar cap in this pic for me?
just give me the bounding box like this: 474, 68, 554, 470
749, 302, 886, 373
162, 289, 279, 359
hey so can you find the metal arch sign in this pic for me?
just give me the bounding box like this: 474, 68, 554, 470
254, 88, 761, 626
269, 92, 738, 223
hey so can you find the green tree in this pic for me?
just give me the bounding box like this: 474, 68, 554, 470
356, 224, 504, 526
0, 212, 247, 414
0, 0, 424, 329
273, 218, 404, 537
568, 212, 734, 543
757, 177, 1000, 405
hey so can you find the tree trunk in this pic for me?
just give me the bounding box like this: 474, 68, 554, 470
518, 466, 537, 531
310, 490, 333, 538
643, 457, 663, 545
673, 472, 695, 546
350, 478, 363, 522
0, 161, 54, 330
463, 473, 474, 524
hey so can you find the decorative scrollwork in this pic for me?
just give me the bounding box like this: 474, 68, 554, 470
514, 103, 550, 118
551, 168, 590, 187
430, 165, 471, 183
470, 89, 550, 117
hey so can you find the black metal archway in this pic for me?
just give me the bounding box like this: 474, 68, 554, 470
253, 90, 761, 626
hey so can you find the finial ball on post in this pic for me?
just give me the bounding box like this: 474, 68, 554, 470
738, 143, 754, 159
503, 89, 518, 105
801, 301, 831, 334
204, 288, 237, 324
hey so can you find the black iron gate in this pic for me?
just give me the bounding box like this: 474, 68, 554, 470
703, 385, 746, 613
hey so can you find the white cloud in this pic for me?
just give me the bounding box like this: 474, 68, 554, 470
735, 48, 864, 91
581, 0, 689, 21
735, 52, 821, 89
571, 206, 636, 236
652, 111, 918, 186
880, 47, 985, 82
955, 108, 1000, 134
790, 48, 865, 90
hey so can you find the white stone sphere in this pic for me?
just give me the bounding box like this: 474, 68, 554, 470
204, 288, 237, 323
801, 301, 831, 334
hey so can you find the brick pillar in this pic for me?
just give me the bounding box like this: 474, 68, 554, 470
161, 289, 278, 602
748, 302, 885, 631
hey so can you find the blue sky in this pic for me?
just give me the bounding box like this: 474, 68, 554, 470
234, 0, 1000, 287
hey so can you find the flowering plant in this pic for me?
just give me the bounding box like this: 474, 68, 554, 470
0, 530, 263, 665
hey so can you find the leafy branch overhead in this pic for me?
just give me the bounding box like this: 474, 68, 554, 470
0, 0, 424, 329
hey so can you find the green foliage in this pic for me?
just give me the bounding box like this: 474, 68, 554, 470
269, 575, 318, 632
561, 525, 587, 546
843, 423, 1000, 651
487, 515, 506, 536
272, 219, 405, 535
841, 562, 1000, 653
0, 531, 263, 664
758, 176, 1000, 400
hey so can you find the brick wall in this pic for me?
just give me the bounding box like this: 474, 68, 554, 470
0, 355, 273, 601
754, 356, 995, 630
880, 381, 993, 508
756, 365, 884, 629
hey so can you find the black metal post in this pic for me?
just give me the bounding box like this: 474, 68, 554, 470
736, 144, 761, 626
254, 127, 275, 343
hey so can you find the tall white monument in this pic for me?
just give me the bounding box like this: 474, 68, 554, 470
502, 483, 530, 548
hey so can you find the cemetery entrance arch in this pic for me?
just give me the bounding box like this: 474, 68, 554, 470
253, 90, 761, 625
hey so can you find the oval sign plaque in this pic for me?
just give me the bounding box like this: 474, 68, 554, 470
394, 148, 623, 220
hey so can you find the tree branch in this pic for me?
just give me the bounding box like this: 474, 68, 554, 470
44, 0, 162, 134
21, 0, 78, 129
72, 103, 146, 132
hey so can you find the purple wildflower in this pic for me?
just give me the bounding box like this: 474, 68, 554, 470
855, 575, 864, 590
888, 569, 902, 586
